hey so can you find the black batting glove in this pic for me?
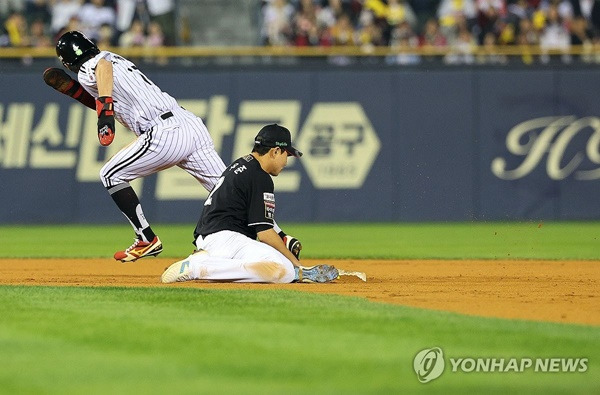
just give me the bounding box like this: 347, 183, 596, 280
96, 96, 115, 146
279, 231, 302, 259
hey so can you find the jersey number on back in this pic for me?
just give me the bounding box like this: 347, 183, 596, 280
204, 176, 225, 206
128, 65, 152, 85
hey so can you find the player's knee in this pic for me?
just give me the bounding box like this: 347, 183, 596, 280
99, 163, 112, 188
247, 261, 294, 283
99, 162, 125, 188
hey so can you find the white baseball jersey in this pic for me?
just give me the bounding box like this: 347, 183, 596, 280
79, 51, 178, 136
77, 50, 226, 191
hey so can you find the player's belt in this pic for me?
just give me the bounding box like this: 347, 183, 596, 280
141, 111, 174, 134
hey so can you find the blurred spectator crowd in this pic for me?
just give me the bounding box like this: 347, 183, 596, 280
260, 0, 600, 64
3, 0, 600, 65
0, 0, 177, 52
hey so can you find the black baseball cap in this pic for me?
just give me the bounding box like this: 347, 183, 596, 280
254, 124, 303, 157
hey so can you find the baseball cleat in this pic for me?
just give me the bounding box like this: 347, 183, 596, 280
114, 236, 162, 262
294, 264, 339, 283
161, 259, 193, 283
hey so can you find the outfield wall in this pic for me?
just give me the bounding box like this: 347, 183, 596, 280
1, 67, 600, 223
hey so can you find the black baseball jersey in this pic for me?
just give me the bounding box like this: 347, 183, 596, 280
194, 154, 275, 240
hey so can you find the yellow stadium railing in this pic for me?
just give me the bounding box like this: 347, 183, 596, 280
0, 45, 598, 58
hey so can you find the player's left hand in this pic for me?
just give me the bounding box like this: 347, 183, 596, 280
96, 96, 115, 146
43, 67, 96, 110
280, 232, 302, 259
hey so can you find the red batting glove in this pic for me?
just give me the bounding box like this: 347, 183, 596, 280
96, 96, 115, 146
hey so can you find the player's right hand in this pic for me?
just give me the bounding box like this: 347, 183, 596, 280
283, 234, 302, 259
96, 96, 115, 146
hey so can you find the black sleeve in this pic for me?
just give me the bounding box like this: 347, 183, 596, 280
247, 173, 275, 230
254, 223, 272, 233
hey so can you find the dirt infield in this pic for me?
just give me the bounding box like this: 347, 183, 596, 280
0, 258, 598, 326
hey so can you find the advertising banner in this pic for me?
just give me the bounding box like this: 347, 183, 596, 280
0, 67, 598, 223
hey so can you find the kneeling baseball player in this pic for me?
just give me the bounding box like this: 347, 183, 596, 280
161, 124, 339, 283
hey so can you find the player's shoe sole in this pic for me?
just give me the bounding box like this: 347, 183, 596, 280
114, 236, 163, 262
161, 250, 208, 283
295, 264, 339, 283
161, 259, 194, 283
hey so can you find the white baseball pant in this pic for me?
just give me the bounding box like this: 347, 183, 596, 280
185, 230, 296, 283
99, 107, 225, 190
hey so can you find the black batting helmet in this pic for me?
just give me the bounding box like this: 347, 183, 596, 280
56, 31, 99, 72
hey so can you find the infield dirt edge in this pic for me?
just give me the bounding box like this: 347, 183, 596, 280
0, 258, 598, 326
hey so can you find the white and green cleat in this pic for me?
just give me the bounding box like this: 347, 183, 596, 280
161, 259, 193, 283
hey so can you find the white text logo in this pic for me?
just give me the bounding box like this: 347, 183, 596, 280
413, 347, 445, 383
492, 116, 600, 180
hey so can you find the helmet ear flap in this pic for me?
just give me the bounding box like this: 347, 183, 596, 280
66, 62, 80, 73
59, 57, 69, 70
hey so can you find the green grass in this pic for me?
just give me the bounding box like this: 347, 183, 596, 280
0, 286, 597, 395
1, 223, 599, 393
1, 222, 599, 259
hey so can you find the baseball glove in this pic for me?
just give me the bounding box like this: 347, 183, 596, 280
43, 67, 95, 110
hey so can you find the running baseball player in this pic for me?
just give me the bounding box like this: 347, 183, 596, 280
43, 31, 225, 262
44, 31, 302, 263
161, 124, 338, 283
